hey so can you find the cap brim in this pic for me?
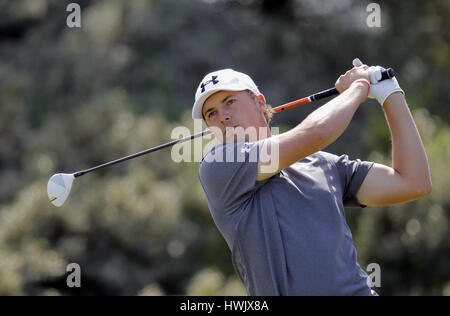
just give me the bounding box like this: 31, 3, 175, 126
192, 86, 251, 120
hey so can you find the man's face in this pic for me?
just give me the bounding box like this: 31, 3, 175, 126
202, 90, 268, 143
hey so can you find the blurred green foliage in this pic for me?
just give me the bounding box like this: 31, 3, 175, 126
0, 0, 448, 295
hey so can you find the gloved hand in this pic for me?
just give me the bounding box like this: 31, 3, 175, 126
353, 58, 404, 106
368, 67, 404, 106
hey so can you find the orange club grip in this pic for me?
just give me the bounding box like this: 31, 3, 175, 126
272, 97, 311, 113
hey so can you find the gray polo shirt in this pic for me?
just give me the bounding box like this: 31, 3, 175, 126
198, 141, 376, 296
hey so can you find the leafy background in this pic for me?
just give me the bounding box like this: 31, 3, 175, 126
0, 0, 448, 295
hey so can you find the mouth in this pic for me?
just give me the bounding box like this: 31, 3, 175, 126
227, 124, 240, 129
223, 125, 240, 135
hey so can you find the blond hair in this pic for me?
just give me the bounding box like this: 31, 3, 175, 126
245, 90, 273, 125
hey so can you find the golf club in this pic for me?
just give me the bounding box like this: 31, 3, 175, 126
47, 129, 211, 207
47, 64, 395, 207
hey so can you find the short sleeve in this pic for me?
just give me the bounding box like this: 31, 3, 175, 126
334, 154, 375, 208
199, 141, 266, 213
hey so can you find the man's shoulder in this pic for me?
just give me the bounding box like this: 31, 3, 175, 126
298, 151, 338, 164
312, 150, 338, 160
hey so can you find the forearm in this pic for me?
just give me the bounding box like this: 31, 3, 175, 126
302, 81, 368, 147
257, 82, 368, 180
382, 92, 432, 189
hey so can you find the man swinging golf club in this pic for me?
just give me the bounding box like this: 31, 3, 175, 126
194, 60, 432, 296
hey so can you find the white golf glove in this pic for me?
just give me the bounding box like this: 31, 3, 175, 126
367, 65, 404, 106
367, 65, 383, 84
353, 58, 404, 106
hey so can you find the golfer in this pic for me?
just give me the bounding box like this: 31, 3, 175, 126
192, 64, 431, 296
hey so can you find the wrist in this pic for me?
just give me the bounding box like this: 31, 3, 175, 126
381, 91, 405, 108
369, 77, 404, 106
352, 79, 370, 102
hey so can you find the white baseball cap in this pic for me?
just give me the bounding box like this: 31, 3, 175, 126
192, 68, 261, 120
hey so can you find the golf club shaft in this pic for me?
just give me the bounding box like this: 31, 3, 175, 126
272, 68, 395, 113
73, 68, 394, 178
73, 129, 212, 177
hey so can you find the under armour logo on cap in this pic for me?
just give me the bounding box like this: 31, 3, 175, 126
192, 69, 261, 120
200, 75, 219, 93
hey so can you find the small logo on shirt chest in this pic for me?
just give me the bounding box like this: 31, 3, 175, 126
241, 143, 253, 153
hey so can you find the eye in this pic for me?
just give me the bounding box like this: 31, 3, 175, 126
207, 111, 216, 119
227, 99, 236, 105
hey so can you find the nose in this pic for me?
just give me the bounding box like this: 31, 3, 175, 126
219, 110, 231, 125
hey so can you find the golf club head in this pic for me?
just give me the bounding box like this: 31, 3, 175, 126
47, 173, 75, 207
